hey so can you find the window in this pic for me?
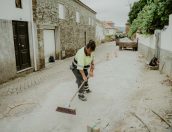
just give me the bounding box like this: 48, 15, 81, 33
16, 0, 22, 8
59, 4, 65, 19
92, 18, 94, 26
76, 12, 80, 23
89, 17, 91, 25
89, 17, 94, 26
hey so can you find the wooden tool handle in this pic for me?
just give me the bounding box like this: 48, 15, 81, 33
68, 77, 88, 107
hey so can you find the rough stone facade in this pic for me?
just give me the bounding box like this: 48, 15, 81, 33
33, 0, 96, 69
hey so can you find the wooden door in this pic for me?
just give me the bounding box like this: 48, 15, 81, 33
12, 21, 31, 71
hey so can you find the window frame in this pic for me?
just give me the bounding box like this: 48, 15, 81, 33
15, 0, 22, 8
59, 3, 65, 19
76, 11, 80, 23
89, 17, 91, 25
92, 18, 94, 26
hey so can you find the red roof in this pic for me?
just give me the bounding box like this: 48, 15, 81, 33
103, 21, 115, 29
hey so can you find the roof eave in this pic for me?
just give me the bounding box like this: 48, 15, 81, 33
74, 0, 97, 14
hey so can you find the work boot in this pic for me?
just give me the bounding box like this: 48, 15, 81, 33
85, 89, 92, 93
78, 93, 87, 101
84, 85, 92, 93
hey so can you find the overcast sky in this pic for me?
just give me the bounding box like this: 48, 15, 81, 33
81, 0, 138, 27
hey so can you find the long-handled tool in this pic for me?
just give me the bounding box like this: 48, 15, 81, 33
56, 79, 87, 115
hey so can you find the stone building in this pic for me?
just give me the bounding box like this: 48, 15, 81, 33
32, 0, 96, 69
0, 0, 35, 84
0, 0, 96, 84
103, 21, 116, 36
96, 19, 105, 45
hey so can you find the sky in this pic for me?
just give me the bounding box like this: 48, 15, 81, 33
81, 0, 138, 27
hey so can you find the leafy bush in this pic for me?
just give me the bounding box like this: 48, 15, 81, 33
128, 0, 148, 24
128, 0, 172, 37
115, 33, 126, 39
104, 35, 114, 42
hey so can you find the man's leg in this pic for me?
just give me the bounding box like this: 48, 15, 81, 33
84, 69, 92, 93
72, 69, 87, 101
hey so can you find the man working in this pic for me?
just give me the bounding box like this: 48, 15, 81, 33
71, 40, 96, 101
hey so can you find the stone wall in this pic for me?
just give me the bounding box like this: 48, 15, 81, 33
137, 34, 156, 61
138, 43, 155, 62
0, 20, 17, 83
159, 14, 172, 76
33, 0, 96, 69
137, 14, 172, 77
160, 49, 172, 76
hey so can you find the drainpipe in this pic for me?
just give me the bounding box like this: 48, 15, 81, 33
30, 0, 38, 71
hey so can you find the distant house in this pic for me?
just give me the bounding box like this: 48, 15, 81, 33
0, 0, 35, 84
125, 22, 130, 34
33, 0, 97, 69
96, 19, 105, 44
115, 26, 125, 33
103, 21, 116, 36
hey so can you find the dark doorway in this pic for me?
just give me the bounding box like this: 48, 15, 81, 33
12, 21, 31, 71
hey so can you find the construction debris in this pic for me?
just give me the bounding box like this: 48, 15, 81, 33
151, 110, 171, 127
131, 112, 151, 132
161, 78, 172, 86
160, 62, 165, 74
87, 120, 101, 132
87, 126, 100, 132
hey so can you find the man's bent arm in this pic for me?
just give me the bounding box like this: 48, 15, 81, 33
79, 70, 87, 81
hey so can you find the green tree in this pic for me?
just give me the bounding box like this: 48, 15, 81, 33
128, 0, 172, 37
128, 2, 157, 36
156, 0, 172, 27
128, 0, 148, 24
